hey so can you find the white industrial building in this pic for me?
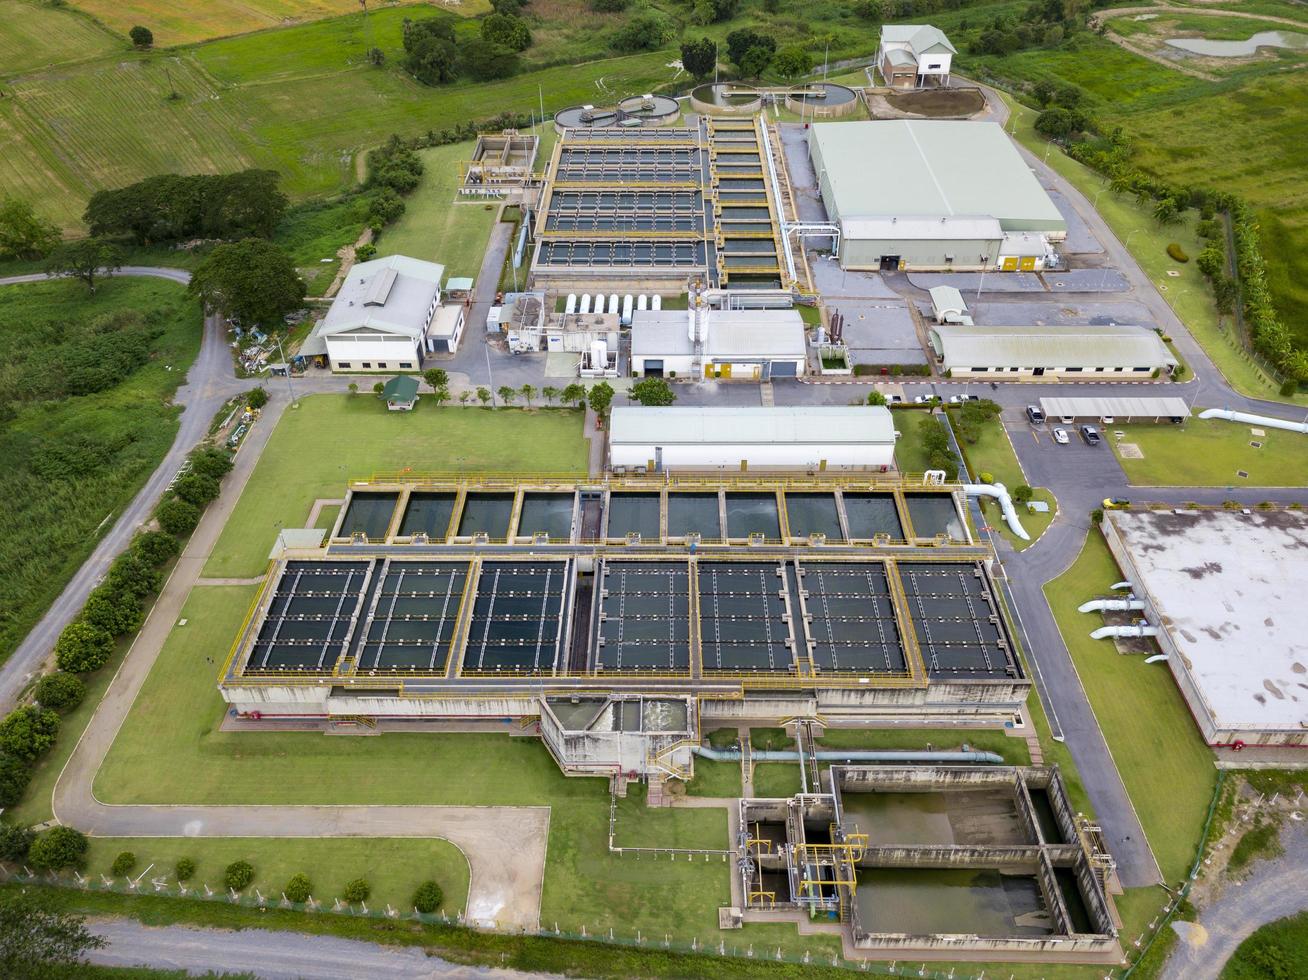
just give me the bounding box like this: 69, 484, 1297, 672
1038, 396, 1189, 423
630, 308, 808, 380
928, 285, 971, 324
304, 255, 465, 371
876, 25, 956, 88
1102, 509, 1308, 747
608, 406, 897, 472
929, 324, 1178, 380
808, 121, 1066, 272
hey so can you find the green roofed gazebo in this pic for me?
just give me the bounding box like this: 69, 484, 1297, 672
381, 375, 420, 411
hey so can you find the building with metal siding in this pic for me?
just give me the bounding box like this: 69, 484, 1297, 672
929, 324, 1177, 380
808, 121, 1065, 272
630, 309, 807, 380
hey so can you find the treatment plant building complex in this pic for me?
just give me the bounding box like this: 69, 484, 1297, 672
808, 120, 1066, 272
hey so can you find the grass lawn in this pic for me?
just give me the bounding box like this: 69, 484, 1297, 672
816, 727, 1032, 765
374, 141, 499, 280
1001, 93, 1305, 406
890, 410, 942, 474
751, 763, 803, 799
83, 836, 469, 915
684, 758, 742, 799
950, 410, 1057, 550
1223, 910, 1308, 980
203, 397, 588, 577
1045, 531, 1216, 884
273, 194, 372, 295
1111, 417, 1308, 486
0, 277, 201, 666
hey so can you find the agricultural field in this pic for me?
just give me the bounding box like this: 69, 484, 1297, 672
0, 277, 201, 666
0, 0, 120, 76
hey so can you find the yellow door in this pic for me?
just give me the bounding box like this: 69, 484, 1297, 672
705, 363, 713, 379
720, 363, 732, 379
1019, 256, 1037, 272
1002, 257, 1019, 272
751, 365, 762, 380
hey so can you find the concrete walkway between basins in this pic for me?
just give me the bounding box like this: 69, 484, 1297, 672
49, 384, 549, 933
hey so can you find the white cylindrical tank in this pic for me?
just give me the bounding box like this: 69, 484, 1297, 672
637, 294, 648, 312
621, 295, 634, 327
579, 293, 592, 314
608, 293, 619, 315
565, 293, 578, 315
652, 295, 662, 311
590, 340, 608, 367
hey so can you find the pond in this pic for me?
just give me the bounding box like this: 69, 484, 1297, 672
1166, 30, 1308, 57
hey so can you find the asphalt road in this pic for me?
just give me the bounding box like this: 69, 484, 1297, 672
84, 918, 554, 979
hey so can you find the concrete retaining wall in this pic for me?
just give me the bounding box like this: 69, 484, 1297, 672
859, 845, 1042, 872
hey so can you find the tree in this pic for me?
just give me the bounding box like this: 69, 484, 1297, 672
55, 620, 114, 673
590, 0, 627, 9
28, 826, 89, 871
129, 26, 154, 48
367, 46, 385, 66
917, 414, 958, 480
0, 706, 59, 761
0, 823, 35, 862
725, 28, 774, 67
432, 385, 451, 408
519, 383, 535, 408
587, 381, 615, 416
772, 45, 812, 79
132, 529, 181, 566
46, 238, 122, 295
406, 34, 460, 85
34, 672, 85, 713
541, 385, 559, 406
225, 860, 255, 891
156, 496, 200, 536
413, 880, 444, 913
0, 197, 59, 261
203, 170, 289, 239
680, 38, 717, 80
476, 386, 492, 407
481, 12, 532, 51
561, 382, 586, 408
175, 857, 196, 881
0, 754, 33, 807
423, 368, 448, 391
1012, 484, 1034, 505
343, 878, 371, 903
247, 386, 270, 410
348, 382, 360, 397
490, 0, 528, 13
867, 391, 887, 406
629, 377, 676, 406
171, 472, 221, 508
111, 851, 137, 877
497, 385, 517, 407
459, 390, 471, 406
738, 44, 774, 78
460, 38, 519, 81
0, 892, 105, 978
82, 586, 142, 637
284, 873, 313, 903
1153, 197, 1180, 225
189, 239, 305, 328
852, 0, 886, 19
611, 12, 673, 52
372, 381, 385, 396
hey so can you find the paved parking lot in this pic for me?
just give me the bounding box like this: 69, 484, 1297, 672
1002, 410, 1128, 493
1047, 189, 1103, 255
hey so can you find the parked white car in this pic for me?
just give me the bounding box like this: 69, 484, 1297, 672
1052, 427, 1070, 445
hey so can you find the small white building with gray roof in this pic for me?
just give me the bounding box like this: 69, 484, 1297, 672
876, 25, 956, 88
305, 254, 465, 371
609, 406, 896, 472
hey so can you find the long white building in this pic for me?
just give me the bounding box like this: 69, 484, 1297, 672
630, 308, 808, 380
609, 406, 897, 472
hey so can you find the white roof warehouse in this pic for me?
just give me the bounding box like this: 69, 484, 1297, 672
929, 324, 1178, 380
609, 406, 897, 472
808, 120, 1066, 272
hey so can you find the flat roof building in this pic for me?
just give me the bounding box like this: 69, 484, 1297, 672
929, 324, 1177, 380
808, 121, 1065, 272
308, 255, 454, 370
1039, 396, 1190, 422
609, 406, 896, 471
1102, 509, 1308, 746
631, 309, 807, 380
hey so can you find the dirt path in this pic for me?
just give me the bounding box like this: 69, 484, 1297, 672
50, 386, 549, 931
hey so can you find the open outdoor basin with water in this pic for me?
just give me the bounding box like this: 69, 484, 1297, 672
1166, 29, 1307, 57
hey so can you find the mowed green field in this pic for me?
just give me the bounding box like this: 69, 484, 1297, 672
0, 0, 120, 76
203, 396, 590, 577
83, 836, 469, 915
374, 141, 499, 279
1111, 417, 1308, 486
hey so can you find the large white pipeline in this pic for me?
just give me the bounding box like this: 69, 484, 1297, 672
964, 483, 1030, 541
1078, 597, 1145, 613
1091, 623, 1159, 640
1198, 408, 1308, 434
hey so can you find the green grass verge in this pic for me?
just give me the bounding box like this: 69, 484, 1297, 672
684, 759, 742, 799
373, 141, 499, 281
890, 410, 942, 474
1223, 910, 1308, 980
83, 836, 468, 915
950, 410, 1056, 551
1044, 530, 1216, 883
0, 277, 201, 666
202, 396, 588, 577
751, 763, 803, 799
815, 727, 1032, 765
1110, 417, 1308, 486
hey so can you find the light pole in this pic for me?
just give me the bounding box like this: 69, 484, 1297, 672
273, 334, 296, 407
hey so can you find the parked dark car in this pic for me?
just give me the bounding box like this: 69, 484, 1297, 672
1080, 425, 1102, 446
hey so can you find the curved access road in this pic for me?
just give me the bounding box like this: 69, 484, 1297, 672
0, 269, 250, 713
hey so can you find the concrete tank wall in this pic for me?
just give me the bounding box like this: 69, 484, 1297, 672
859, 845, 1043, 872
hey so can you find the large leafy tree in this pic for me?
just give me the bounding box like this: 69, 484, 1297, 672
0, 892, 105, 978
629, 377, 676, 406
680, 38, 717, 80
45, 238, 122, 294
189, 238, 306, 327
0, 197, 59, 261
481, 12, 532, 51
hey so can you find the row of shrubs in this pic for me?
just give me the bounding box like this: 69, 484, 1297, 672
0, 825, 445, 913
0, 445, 234, 811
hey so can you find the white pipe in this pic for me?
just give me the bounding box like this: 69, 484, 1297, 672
1198, 408, 1308, 434
1144, 654, 1169, 664
963, 483, 1030, 541
1111, 581, 1132, 591
1091, 624, 1159, 640
1078, 597, 1144, 613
